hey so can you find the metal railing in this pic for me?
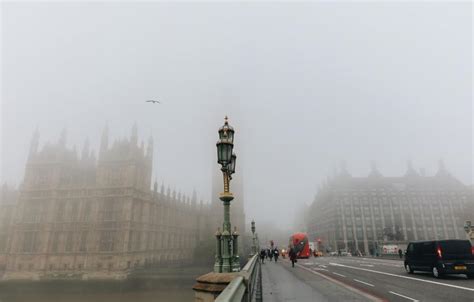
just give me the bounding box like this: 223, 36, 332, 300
215, 253, 263, 302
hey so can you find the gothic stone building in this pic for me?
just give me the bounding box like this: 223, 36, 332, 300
0, 126, 212, 280
307, 162, 474, 255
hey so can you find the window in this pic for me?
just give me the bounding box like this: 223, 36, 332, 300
52, 232, 60, 252
79, 231, 88, 252
99, 231, 116, 251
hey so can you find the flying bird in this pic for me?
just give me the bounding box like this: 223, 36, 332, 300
146, 100, 161, 104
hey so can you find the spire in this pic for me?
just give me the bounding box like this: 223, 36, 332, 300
131, 122, 138, 146
100, 123, 109, 158
59, 128, 67, 146
153, 179, 158, 193
28, 127, 40, 158
405, 160, 418, 177
147, 136, 154, 159
339, 160, 350, 177
436, 159, 450, 177
90, 150, 96, 162
191, 189, 197, 205
167, 185, 171, 197
81, 138, 90, 160
161, 181, 165, 195
369, 160, 382, 177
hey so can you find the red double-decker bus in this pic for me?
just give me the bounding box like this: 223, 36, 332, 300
289, 232, 310, 259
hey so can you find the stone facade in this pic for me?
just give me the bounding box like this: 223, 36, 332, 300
0, 125, 212, 280
307, 161, 474, 255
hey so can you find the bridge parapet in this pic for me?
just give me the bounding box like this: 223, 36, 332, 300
215, 254, 262, 302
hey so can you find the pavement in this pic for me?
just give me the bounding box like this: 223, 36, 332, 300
261, 256, 474, 302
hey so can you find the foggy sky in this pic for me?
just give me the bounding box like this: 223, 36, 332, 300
1, 2, 472, 230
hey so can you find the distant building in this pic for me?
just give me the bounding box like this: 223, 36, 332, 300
0, 125, 212, 280
307, 161, 474, 255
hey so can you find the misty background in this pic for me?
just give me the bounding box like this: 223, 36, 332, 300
1, 2, 472, 230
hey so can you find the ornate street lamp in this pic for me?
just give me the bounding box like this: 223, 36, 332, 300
214, 116, 239, 273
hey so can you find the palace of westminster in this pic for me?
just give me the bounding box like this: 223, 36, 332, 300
0, 125, 246, 280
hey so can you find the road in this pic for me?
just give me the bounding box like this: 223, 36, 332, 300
262, 256, 474, 302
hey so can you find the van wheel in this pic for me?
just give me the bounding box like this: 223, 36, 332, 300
432, 266, 442, 278
405, 264, 414, 274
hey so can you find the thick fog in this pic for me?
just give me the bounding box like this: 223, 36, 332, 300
1, 2, 472, 229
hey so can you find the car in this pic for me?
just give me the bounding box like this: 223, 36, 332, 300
404, 239, 474, 278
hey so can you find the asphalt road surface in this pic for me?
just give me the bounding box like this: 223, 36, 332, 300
262, 256, 474, 302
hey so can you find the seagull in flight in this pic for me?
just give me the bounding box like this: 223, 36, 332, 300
146, 100, 161, 104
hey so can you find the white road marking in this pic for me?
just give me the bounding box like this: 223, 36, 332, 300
294, 263, 384, 302
319, 265, 327, 268
332, 272, 346, 277
354, 279, 375, 287
360, 264, 374, 267
313, 268, 328, 271
329, 262, 474, 292
389, 291, 419, 302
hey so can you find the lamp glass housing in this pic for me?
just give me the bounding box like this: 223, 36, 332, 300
228, 153, 237, 174
216, 140, 233, 167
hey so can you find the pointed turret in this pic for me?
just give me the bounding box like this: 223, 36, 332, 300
90, 150, 96, 162
369, 161, 382, 177
100, 124, 109, 158
59, 128, 67, 147
81, 138, 90, 160
28, 127, 40, 159
436, 159, 450, 177
161, 182, 165, 195
131, 123, 138, 146
339, 160, 350, 177
147, 136, 154, 160
405, 160, 418, 177
191, 189, 197, 208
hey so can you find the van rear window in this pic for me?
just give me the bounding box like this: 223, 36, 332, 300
438, 241, 471, 254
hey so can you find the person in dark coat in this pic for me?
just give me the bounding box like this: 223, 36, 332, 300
268, 248, 274, 262
260, 249, 266, 264
273, 248, 280, 262
289, 247, 297, 267
398, 248, 403, 259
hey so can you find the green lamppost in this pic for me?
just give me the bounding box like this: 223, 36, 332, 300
215, 116, 239, 273
251, 220, 257, 256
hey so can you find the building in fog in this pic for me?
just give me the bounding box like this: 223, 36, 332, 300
0, 125, 212, 280
307, 161, 474, 255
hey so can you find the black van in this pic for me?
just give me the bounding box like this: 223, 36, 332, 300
404, 239, 474, 278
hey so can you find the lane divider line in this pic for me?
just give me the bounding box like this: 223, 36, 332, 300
389, 291, 419, 302
332, 272, 346, 277
289, 261, 386, 302
354, 279, 375, 287
328, 262, 474, 292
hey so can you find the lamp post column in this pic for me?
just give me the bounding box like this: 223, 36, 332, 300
251, 220, 256, 256
232, 227, 240, 271
220, 171, 234, 273
214, 228, 222, 273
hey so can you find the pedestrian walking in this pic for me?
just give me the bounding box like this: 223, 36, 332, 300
398, 248, 403, 259
268, 248, 274, 262
289, 247, 297, 268
260, 249, 266, 264
274, 248, 280, 262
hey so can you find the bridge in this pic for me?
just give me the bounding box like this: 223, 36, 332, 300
197, 252, 474, 302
